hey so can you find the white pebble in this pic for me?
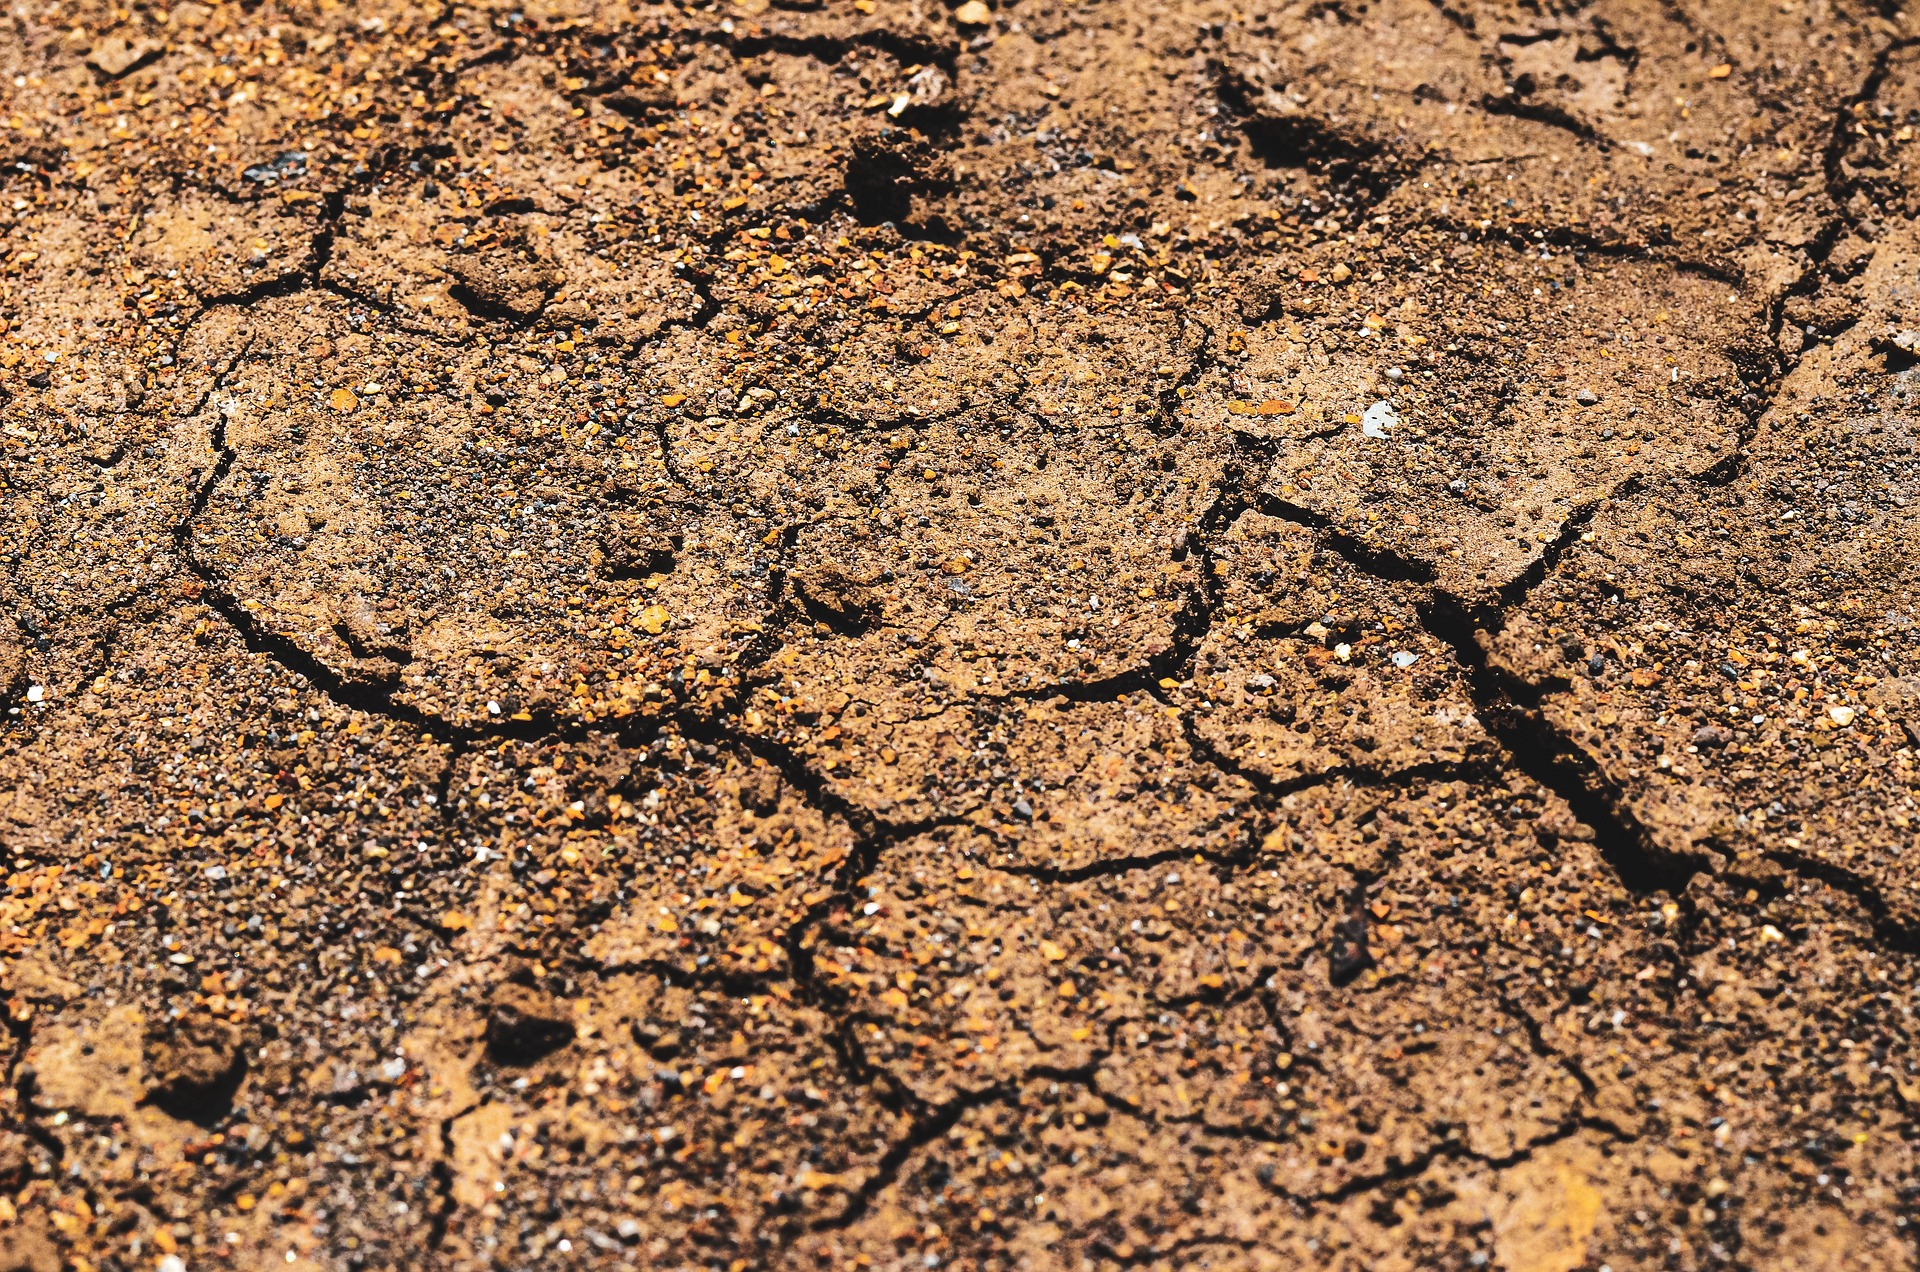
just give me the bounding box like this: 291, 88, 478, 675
1360, 400, 1399, 439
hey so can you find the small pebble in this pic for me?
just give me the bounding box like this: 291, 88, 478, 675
1360, 400, 1399, 438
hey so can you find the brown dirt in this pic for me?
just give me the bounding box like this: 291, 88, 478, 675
2, 0, 1919, 1268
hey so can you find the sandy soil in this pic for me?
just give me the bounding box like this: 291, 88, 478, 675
2, 0, 1920, 1268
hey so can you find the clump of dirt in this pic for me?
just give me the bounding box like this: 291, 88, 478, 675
2, 0, 1919, 1269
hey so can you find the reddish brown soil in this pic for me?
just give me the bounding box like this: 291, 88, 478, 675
2, 0, 1920, 1268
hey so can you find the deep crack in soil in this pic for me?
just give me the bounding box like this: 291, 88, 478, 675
3, 0, 1920, 1269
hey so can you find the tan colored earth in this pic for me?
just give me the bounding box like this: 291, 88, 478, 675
2, 0, 1920, 1268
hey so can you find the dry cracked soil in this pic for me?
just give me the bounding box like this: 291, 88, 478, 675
2, 0, 1920, 1268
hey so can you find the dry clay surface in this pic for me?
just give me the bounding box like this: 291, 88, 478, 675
4, 0, 1920, 1268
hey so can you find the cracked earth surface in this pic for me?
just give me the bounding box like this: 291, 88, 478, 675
2, 0, 1920, 1268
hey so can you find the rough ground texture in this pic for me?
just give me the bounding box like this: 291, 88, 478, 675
4, 0, 1920, 1268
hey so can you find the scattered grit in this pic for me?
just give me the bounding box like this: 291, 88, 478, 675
1, 0, 1919, 1268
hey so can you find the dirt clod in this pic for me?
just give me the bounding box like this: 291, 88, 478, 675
485, 983, 575, 1066
143, 1017, 247, 1124
444, 252, 563, 321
